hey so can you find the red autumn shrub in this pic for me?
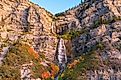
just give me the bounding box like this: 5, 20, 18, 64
41, 71, 51, 79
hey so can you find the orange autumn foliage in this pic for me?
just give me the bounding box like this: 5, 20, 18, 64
42, 71, 51, 79
50, 64, 59, 76
68, 60, 80, 69
28, 47, 39, 59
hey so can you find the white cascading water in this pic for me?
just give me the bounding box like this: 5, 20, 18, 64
52, 22, 54, 33
51, 22, 55, 34
55, 38, 67, 80
58, 38, 67, 64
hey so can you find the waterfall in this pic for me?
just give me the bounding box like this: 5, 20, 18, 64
55, 38, 67, 80
58, 38, 67, 64
51, 22, 54, 34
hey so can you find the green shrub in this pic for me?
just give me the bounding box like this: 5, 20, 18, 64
87, 42, 105, 53
61, 30, 81, 40
55, 12, 65, 17
113, 16, 121, 21
2, 43, 36, 66
93, 20, 101, 28
96, 42, 105, 50
0, 65, 20, 80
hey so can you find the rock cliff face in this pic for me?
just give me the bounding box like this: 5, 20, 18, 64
0, 0, 121, 80
0, 0, 58, 61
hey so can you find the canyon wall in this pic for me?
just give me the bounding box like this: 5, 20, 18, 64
0, 0, 121, 79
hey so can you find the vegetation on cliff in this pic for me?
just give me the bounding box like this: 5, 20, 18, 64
0, 42, 59, 80
61, 51, 101, 80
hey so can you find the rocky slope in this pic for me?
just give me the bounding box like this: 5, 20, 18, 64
0, 0, 121, 80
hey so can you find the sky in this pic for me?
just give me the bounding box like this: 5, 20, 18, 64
30, 0, 81, 14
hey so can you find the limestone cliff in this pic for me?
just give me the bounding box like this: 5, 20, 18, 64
0, 0, 121, 80
0, 0, 58, 62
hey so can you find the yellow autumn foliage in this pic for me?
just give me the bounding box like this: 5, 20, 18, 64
50, 64, 59, 77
